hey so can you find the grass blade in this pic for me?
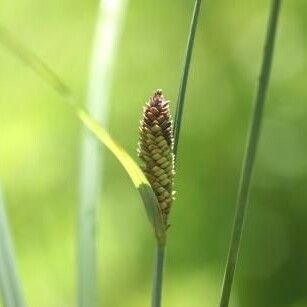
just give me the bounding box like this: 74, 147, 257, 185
77, 109, 166, 242
218, 1, 283, 306
0, 25, 166, 240
148, 2, 203, 306
78, 1, 128, 306
0, 251, 14, 307
150, 3, 203, 306
0, 185, 26, 307
0, 25, 71, 99
151, 244, 166, 307
173, 0, 202, 156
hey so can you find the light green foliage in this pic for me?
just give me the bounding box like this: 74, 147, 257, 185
0, 1, 307, 306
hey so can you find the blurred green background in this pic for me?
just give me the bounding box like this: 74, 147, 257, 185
1, 0, 307, 306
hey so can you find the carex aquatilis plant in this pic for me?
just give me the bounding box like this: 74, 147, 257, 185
0, 0, 287, 306
0, 1, 201, 307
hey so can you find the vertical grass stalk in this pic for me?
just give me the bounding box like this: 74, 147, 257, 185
0, 185, 26, 307
151, 244, 166, 307
218, 1, 282, 306
78, 0, 127, 306
138, 90, 173, 305
173, 0, 202, 155
148, 1, 202, 306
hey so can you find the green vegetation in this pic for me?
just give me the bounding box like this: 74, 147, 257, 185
0, 1, 306, 307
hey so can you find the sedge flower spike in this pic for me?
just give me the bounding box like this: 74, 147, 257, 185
138, 89, 175, 226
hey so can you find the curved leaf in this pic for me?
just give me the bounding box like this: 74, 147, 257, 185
77, 108, 166, 243
0, 26, 166, 244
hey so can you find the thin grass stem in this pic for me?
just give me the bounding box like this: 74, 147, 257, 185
0, 185, 26, 307
218, 1, 282, 306
78, 1, 127, 306
150, 2, 202, 306
173, 0, 202, 156
151, 244, 166, 307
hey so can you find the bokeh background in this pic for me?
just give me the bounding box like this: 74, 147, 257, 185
1, 0, 307, 306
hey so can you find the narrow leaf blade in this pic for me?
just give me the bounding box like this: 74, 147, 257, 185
77, 109, 166, 243
0, 26, 166, 243
218, 1, 283, 306
0, 186, 26, 307
78, 1, 128, 305
173, 0, 202, 156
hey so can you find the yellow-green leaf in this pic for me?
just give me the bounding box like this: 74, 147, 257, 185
77, 108, 166, 244
0, 26, 166, 244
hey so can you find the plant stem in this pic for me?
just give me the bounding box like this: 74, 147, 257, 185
151, 244, 166, 307
218, 1, 282, 307
0, 186, 26, 307
78, 1, 127, 306
150, 1, 202, 305
173, 0, 202, 156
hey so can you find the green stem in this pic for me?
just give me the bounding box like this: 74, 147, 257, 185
173, 0, 202, 156
218, 1, 282, 307
151, 244, 166, 307
0, 186, 26, 307
78, 1, 127, 306
150, 2, 202, 304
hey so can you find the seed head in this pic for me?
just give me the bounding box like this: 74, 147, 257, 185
138, 90, 175, 225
